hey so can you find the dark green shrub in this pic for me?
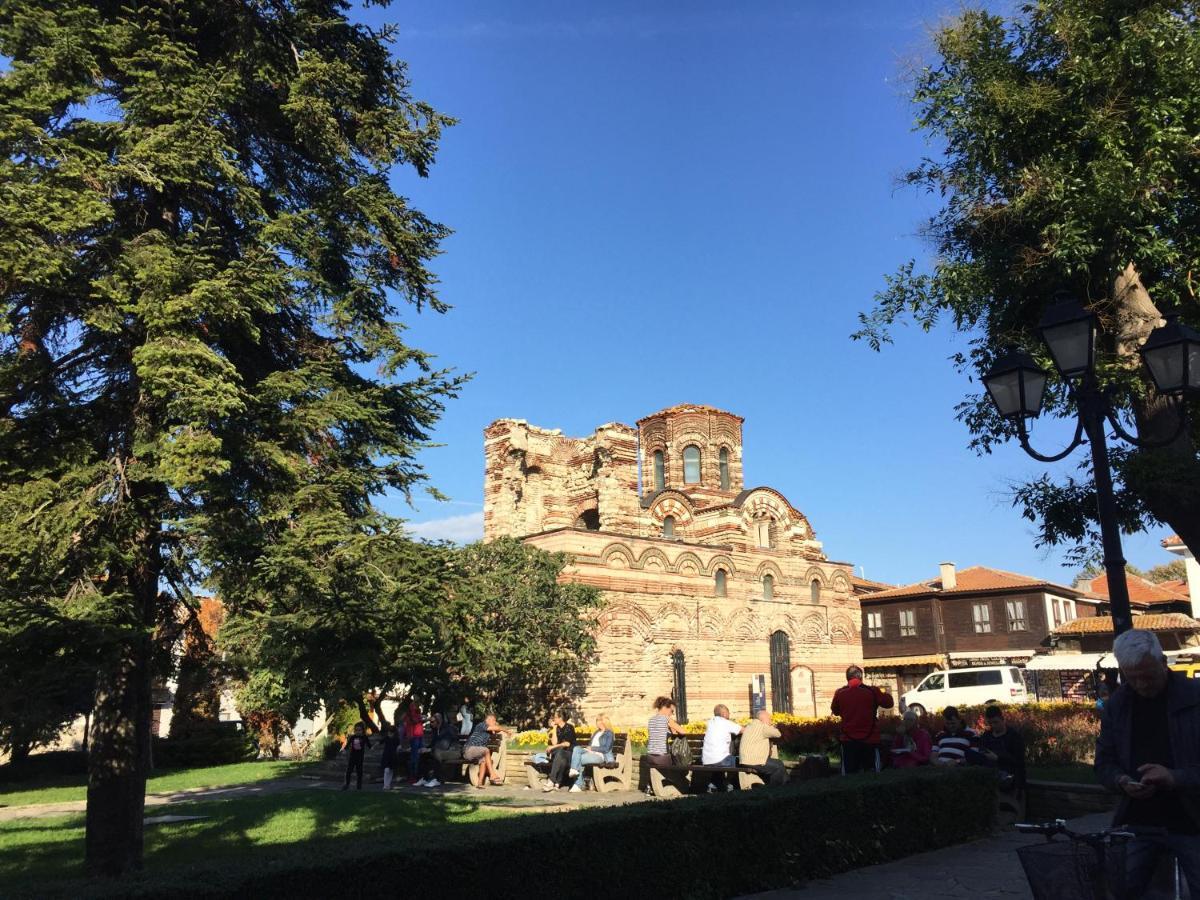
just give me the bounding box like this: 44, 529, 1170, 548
69, 767, 996, 899
0, 750, 87, 782
152, 722, 256, 769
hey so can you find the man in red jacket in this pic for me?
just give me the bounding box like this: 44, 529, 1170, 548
831, 665, 894, 775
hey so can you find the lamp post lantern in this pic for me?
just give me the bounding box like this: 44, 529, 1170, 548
982, 297, 1194, 636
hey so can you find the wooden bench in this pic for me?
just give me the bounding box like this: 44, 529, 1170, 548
646, 733, 783, 798
523, 734, 632, 792
437, 733, 507, 785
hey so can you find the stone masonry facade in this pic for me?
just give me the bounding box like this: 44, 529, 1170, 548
483, 403, 865, 725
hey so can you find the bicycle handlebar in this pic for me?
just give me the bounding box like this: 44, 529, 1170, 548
1014, 821, 1135, 843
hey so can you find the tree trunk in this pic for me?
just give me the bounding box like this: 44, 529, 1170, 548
84, 561, 156, 876
1107, 265, 1200, 554
355, 696, 376, 733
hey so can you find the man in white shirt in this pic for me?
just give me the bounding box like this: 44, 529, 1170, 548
701, 704, 742, 792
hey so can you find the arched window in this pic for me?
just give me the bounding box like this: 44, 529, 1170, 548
683, 445, 701, 484
810, 579, 821, 604
714, 569, 727, 597
663, 515, 675, 539
653, 450, 665, 491
769, 631, 793, 714
755, 520, 772, 549
762, 573, 774, 600
671, 650, 688, 724
576, 508, 600, 531
719, 447, 730, 490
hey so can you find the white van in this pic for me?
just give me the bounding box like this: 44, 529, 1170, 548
899, 666, 1028, 715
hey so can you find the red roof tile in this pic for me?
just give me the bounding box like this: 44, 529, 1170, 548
1083, 571, 1189, 606
1163, 535, 1185, 548
1052, 613, 1200, 635
859, 565, 1094, 603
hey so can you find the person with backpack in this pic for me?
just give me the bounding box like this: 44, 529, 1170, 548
831, 665, 893, 775
646, 696, 686, 767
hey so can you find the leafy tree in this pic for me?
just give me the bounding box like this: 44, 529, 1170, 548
1147, 559, 1187, 584
0, 0, 460, 876
226, 536, 604, 737
857, 1, 1200, 563
168, 599, 225, 739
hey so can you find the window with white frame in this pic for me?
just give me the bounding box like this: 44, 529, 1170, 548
1007, 599, 1027, 631
972, 602, 992, 634
899, 609, 916, 637
867, 612, 882, 639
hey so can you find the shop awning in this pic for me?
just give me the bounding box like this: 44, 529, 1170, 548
862, 654, 944, 668
1025, 653, 1106, 671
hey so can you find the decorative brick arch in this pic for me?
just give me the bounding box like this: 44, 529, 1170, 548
656, 602, 695, 639
755, 560, 784, 581
672, 551, 704, 575
803, 566, 829, 587
698, 606, 725, 640
648, 492, 694, 524
726, 606, 764, 642
798, 612, 826, 645
601, 543, 636, 569
705, 554, 737, 576
594, 601, 654, 643
829, 614, 856, 644
830, 571, 852, 595
636, 547, 672, 572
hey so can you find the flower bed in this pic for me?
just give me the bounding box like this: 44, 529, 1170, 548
510, 703, 1100, 765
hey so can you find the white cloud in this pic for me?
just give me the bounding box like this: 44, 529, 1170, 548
405, 511, 484, 545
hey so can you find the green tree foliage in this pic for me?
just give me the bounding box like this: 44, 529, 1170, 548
0, 0, 461, 876
857, 1, 1200, 563
225, 536, 604, 736
1147, 559, 1187, 583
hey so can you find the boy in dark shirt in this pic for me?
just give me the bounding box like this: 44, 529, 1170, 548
977, 705, 1026, 789
341, 722, 372, 790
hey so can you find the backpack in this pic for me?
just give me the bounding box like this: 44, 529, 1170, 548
669, 735, 693, 766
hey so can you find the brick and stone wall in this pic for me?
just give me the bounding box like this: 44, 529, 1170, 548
484, 404, 865, 726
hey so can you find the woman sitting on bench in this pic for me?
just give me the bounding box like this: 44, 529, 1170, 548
646, 696, 687, 767
566, 714, 615, 793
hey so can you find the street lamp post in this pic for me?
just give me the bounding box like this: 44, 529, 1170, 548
982, 296, 1199, 635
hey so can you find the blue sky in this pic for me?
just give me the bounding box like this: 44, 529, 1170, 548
368, 0, 1176, 587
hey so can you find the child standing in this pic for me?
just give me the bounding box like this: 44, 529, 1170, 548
341, 722, 371, 790
379, 724, 400, 790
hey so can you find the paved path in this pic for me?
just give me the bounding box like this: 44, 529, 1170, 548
741, 812, 1192, 900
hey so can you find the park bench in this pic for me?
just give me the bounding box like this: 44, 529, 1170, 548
435, 733, 508, 785
645, 733, 819, 797
523, 733, 633, 792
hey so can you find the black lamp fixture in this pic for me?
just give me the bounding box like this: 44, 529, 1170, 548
981, 349, 1048, 420
1038, 293, 1096, 379
1140, 312, 1200, 396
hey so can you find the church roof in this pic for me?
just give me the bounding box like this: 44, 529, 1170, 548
635, 403, 744, 425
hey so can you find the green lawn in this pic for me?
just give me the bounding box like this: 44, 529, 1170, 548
0, 760, 312, 808
0, 787, 516, 895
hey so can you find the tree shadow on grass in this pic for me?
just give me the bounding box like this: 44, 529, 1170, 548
1, 785, 518, 898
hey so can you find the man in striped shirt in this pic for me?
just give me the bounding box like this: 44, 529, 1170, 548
933, 706, 978, 766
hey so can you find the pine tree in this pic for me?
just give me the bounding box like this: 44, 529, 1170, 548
0, 0, 461, 876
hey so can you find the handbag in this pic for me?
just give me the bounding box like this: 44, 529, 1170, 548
669, 735, 693, 766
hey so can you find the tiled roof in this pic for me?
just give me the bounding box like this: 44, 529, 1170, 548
1052, 613, 1200, 635
851, 575, 895, 592
1163, 535, 1185, 548
1083, 571, 1190, 606
1158, 579, 1190, 597
859, 565, 1095, 603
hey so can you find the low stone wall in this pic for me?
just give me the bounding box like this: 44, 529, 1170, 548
1025, 779, 1117, 820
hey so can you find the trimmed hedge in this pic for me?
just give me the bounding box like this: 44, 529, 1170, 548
152, 722, 257, 769
66, 767, 996, 899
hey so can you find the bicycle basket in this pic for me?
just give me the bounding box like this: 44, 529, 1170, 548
1016, 840, 1128, 900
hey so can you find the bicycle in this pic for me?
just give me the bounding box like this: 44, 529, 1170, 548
1015, 819, 1134, 900
1015, 819, 1185, 900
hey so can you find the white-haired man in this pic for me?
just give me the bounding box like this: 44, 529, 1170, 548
1095, 628, 1200, 895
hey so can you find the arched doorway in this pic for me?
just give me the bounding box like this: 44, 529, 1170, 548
769, 631, 792, 714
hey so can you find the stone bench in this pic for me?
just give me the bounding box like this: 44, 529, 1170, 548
435, 733, 508, 785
